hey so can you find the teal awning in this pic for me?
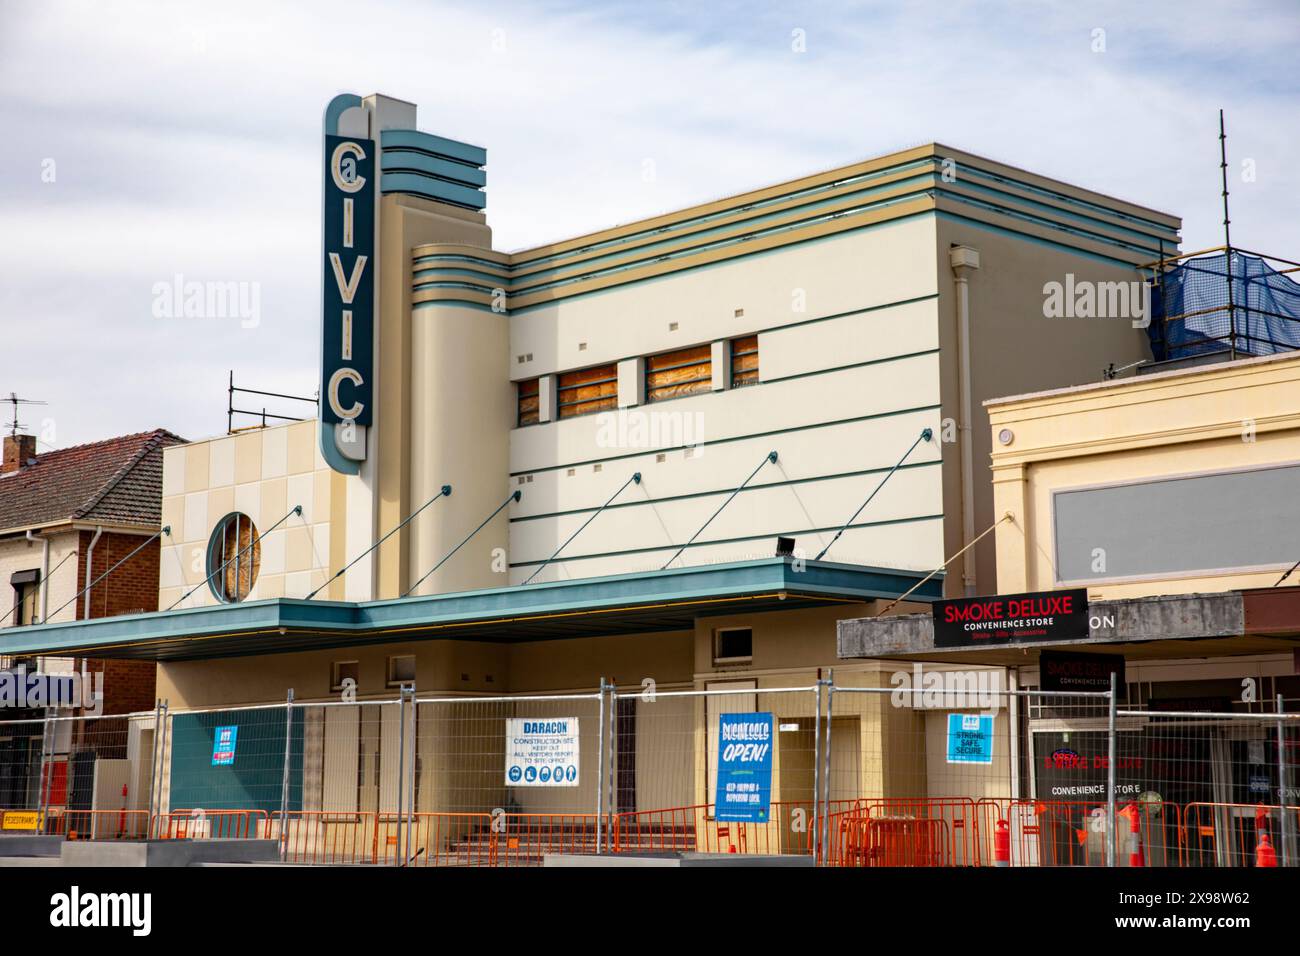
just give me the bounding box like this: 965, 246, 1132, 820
0, 558, 943, 662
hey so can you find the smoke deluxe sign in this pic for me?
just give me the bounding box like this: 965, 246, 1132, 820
322, 133, 375, 429
932, 588, 1089, 648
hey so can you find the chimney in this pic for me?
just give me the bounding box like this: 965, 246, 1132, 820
2, 434, 36, 474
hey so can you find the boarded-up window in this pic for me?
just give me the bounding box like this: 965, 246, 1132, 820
730, 335, 759, 388
557, 364, 618, 419
646, 345, 713, 403
517, 378, 540, 426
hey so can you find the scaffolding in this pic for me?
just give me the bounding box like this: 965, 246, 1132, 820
1143, 247, 1300, 363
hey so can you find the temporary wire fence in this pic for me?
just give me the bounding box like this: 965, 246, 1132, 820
0, 679, 1295, 868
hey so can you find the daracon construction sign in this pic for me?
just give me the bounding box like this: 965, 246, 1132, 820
321, 132, 375, 433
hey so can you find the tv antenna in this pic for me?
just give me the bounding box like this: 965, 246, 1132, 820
4, 393, 47, 437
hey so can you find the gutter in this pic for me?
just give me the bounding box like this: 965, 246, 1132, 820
25, 530, 49, 623
950, 245, 981, 596
83, 525, 103, 619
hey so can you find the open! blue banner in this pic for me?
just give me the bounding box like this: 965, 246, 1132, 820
715, 712, 774, 822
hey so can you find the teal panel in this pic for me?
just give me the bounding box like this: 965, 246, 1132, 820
168, 707, 304, 814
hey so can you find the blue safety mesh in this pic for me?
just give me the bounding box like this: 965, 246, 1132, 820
1148, 251, 1300, 361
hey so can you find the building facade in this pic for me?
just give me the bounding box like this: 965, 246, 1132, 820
2, 92, 1208, 857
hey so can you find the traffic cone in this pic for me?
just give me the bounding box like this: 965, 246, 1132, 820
1256, 832, 1278, 868
1125, 805, 1143, 868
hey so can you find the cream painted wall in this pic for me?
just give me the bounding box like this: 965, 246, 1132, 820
407, 302, 513, 596
155, 629, 694, 709
508, 219, 948, 584
376, 194, 494, 600
0, 529, 79, 627
509, 217, 940, 378
988, 350, 1300, 599
158, 419, 351, 609
935, 217, 1157, 599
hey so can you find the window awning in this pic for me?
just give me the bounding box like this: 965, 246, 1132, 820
0, 558, 943, 662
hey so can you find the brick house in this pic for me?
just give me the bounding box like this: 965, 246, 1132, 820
0, 428, 185, 715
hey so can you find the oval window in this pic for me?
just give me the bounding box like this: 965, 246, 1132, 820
206, 512, 261, 603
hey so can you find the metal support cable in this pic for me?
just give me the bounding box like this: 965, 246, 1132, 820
403, 490, 522, 598
168, 506, 301, 611
660, 451, 777, 571
47, 526, 172, 622
524, 473, 642, 585
306, 485, 452, 600
1274, 556, 1300, 587
816, 428, 932, 561
874, 512, 1013, 616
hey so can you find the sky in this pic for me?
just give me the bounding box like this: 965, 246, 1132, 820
1, 0, 1297, 450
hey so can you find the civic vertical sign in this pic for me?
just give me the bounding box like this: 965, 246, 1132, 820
322, 133, 375, 431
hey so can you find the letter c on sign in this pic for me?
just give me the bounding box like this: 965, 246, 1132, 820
331, 141, 367, 193
328, 367, 365, 420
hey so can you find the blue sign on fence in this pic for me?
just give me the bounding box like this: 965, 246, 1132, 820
946, 713, 993, 765
715, 712, 774, 822
212, 725, 238, 766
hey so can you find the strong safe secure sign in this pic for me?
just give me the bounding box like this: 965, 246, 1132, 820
714, 712, 774, 822
505, 718, 580, 787
321, 133, 375, 428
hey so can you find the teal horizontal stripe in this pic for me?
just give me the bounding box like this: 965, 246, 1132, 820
381, 149, 486, 188
935, 210, 1154, 268
511, 458, 940, 523
382, 171, 486, 209
509, 513, 945, 568
762, 347, 939, 386
942, 190, 1162, 258
943, 177, 1177, 248
956, 163, 1178, 236
511, 400, 942, 477
381, 128, 486, 167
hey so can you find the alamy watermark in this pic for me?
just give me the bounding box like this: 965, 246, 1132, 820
151, 274, 260, 328
890, 663, 1003, 715
595, 408, 706, 452
0, 663, 104, 715
1043, 274, 1150, 328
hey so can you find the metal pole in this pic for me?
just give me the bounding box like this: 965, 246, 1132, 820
146, 698, 161, 831
154, 702, 169, 836
595, 678, 607, 854
607, 682, 617, 854
1106, 671, 1118, 868
395, 691, 405, 867
279, 689, 294, 862
406, 685, 416, 865
36, 709, 51, 832
812, 680, 822, 863
1278, 694, 1291, 868
821, 672, 835, 862
1219, 109, 1236, 361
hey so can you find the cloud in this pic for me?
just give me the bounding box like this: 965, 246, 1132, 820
0, 0, 1296, 446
